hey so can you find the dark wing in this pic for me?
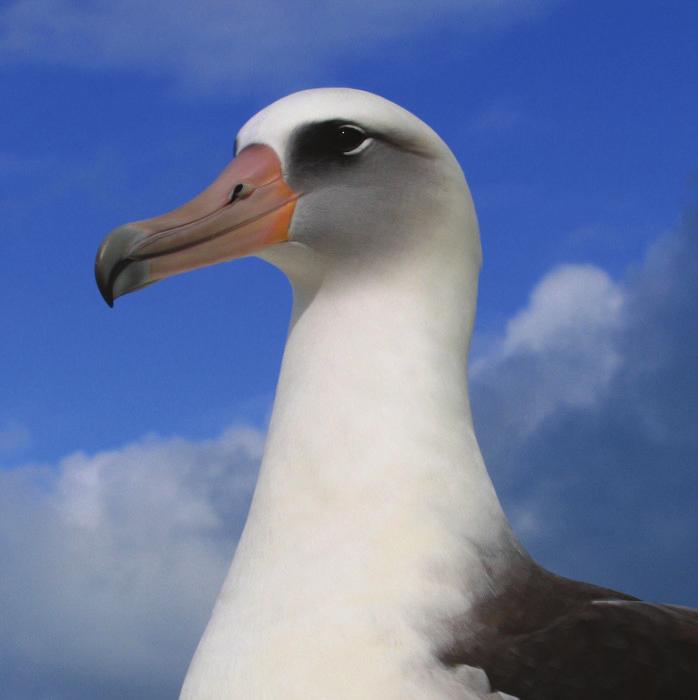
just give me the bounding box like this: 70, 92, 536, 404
478, 599, 698, 700
438, 556, 698, 700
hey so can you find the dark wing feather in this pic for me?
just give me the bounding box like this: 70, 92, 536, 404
480, 599, 698, 700
439, 558, 698, 700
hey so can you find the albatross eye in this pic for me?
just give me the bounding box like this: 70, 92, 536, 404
334, 125, 368, 154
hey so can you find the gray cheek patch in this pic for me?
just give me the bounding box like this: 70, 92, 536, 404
286, 139, 440, 261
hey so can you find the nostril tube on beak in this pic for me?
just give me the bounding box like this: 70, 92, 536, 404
229, 182, 255, 204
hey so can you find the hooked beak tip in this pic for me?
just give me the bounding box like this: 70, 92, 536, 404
95, 256, 115, 307
95, 225, 148, 307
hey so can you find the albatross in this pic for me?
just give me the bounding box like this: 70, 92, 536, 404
95, 88, 698, 700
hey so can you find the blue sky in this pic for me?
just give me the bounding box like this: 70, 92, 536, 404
1, 0, 697, 697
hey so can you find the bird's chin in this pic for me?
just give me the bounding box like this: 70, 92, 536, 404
256, 240, 330, 290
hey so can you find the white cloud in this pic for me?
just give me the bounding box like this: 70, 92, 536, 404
501, 265, 623, 356
472, 264, 624, 438
0, 424, 263, 698
0, 0, 559, 91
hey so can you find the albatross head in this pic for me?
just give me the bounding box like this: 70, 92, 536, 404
95, 88, 481, 306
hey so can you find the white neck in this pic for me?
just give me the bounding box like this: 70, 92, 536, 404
180, 246, 518, 699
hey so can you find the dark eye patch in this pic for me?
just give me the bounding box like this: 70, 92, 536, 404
288, 119, 375, 174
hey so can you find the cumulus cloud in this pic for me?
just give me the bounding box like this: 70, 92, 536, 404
473, 264, 624, 440
0, 0, 558, 91
472, 207, 698, 602
0, 425, 263, 699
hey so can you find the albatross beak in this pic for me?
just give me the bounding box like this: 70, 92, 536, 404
95, 144, 298, 306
